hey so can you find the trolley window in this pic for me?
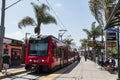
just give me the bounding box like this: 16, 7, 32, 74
29, 40, 48, 56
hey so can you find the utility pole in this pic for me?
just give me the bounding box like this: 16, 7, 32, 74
0, 0, 22, 71
58, 29, 67, 40
0, 0, 6, 71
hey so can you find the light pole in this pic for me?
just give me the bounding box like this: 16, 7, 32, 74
0, 0, 23, 71
0, 0, 6, 71
58, 29, 67, 40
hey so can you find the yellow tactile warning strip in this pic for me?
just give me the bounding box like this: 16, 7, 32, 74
40, 62, 76, 80
0, 68, 26, 79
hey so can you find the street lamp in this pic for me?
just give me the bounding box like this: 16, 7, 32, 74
0, 0, 6, 71
58, 29, 67, 40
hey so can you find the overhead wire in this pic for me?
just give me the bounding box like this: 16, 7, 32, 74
5, 0, 23, 10
45, 0, 66, 29
45, 0, 72, 38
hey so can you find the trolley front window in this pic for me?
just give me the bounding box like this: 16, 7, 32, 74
29, 40, 48, 56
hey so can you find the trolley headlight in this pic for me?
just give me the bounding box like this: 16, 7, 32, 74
29, 59, 32, 62
42, 59, 46, 62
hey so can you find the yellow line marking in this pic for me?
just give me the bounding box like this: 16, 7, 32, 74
10, 68, 26, 74
0, 68, 26, 78
40, 62, 76, 80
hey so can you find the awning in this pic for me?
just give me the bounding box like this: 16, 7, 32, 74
104, 0, 120, 29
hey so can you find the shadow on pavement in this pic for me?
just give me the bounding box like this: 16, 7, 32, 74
63, 61, 80, 74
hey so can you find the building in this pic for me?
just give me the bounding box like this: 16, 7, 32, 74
3, 37, 23, 66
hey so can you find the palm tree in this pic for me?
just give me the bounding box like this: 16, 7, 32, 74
80, 39, 89, 49
83, 22, 101, 41
82, 22, 101, 61
18, 3, 57, 35
80, 38, 89, 57
63, 38, 74, 47
99, 0, 116, 22
89, 0, 117, 57
89, 0, 104, 27
89, 0, 116, 26
89, 0, 116, 43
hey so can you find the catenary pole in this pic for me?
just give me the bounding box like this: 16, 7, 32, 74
0, 0, 23, 71
0, 0, 5, 71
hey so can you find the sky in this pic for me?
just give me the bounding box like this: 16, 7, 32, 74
0, 0, 96, 48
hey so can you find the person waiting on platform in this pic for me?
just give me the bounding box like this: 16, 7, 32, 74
104, 56, 116, 72
84, 52, 88, 61
77, 52, 80, 62
2, 52, 10, 75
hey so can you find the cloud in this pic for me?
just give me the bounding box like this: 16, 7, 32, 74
55, 3, 62, 8
5, 31, 24, 40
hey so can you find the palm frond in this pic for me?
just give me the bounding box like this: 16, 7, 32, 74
83, 29, 92, 38
42, 13, 57, 24
18, 16, 36, 29
91, 22, 96, 30
63, 38, 74, 47
31, 3, 50, 20
83, 29, 90, 35
80, 38, 89, 48
89, 0, 104, 26
18, 3, 56, 35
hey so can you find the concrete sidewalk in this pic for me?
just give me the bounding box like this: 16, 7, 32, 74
0, 58, 118, 80
54, 57, 118, 80
0, 65, 26, 79
79, 57, 117, 80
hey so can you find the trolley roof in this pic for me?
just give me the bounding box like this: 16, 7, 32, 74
29, 35, 66, 45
